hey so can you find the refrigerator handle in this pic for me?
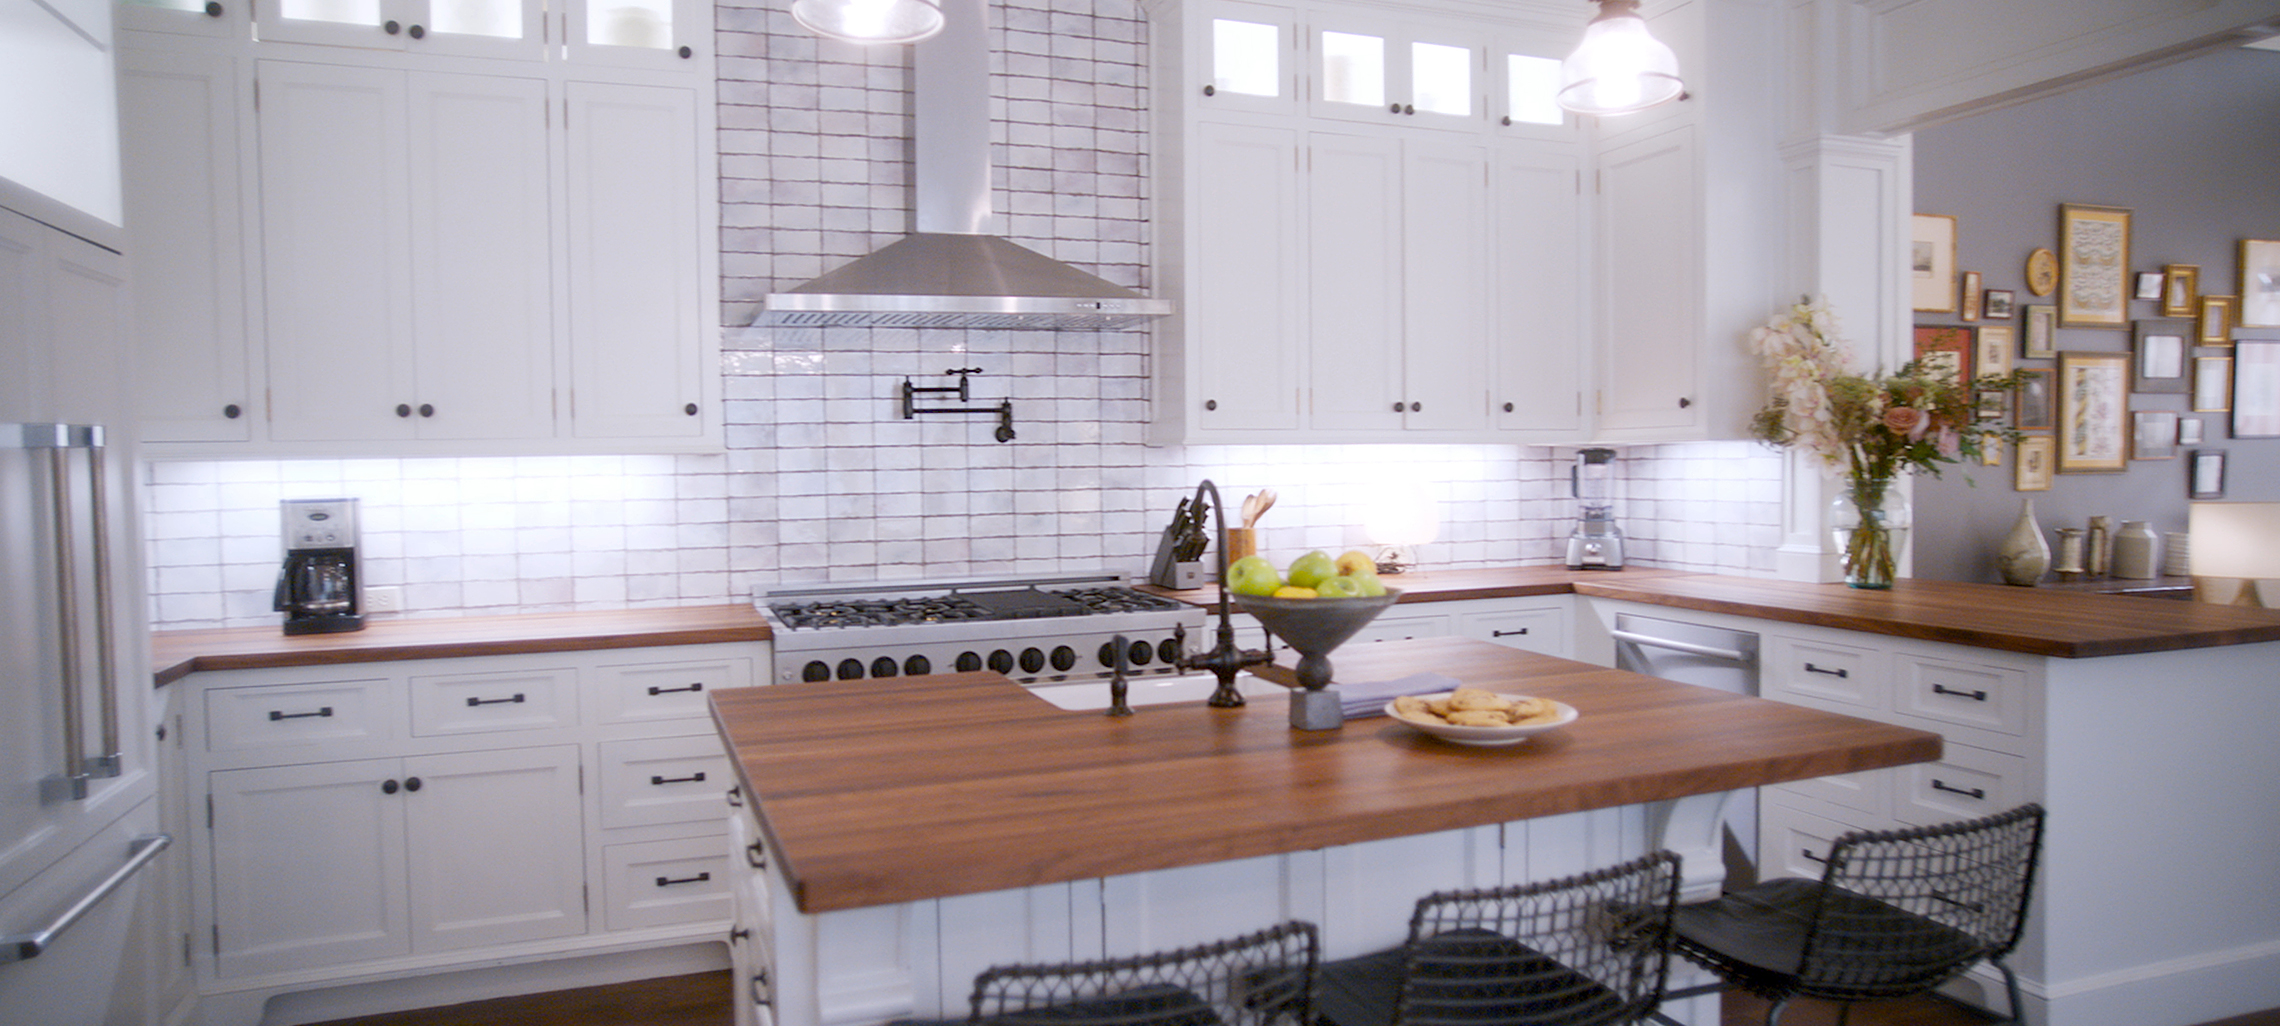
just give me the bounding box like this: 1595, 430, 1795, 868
83, 429, 123, 780
0, 834, 170, 963
21, 423, 122, 801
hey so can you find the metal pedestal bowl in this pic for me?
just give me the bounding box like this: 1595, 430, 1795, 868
1232, 588, 1402, 692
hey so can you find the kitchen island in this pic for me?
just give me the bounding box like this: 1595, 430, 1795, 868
710, 635, 1942, 1026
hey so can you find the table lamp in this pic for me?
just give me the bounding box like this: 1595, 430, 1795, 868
2187, 501, 2280, 606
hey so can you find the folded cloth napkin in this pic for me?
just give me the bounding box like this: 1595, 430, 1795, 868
1335, 672, 1463, 719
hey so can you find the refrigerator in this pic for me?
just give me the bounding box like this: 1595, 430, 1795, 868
2, 208, 171, 1021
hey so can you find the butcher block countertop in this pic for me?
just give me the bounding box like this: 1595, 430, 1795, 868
710, 635, 1942, 914
1145, 566, 2280, 658
149, 603, 771, 686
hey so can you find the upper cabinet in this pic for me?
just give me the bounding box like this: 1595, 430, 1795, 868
1147, 0, 1590, 445
113, 0, 719, 456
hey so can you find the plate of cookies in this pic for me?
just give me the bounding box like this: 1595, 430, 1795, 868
1384, 687, 1577, 746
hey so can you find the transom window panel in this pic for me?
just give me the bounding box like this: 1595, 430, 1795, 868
1507, 54, 1563, 125
1321, 30, 1385, 107
1213, 18, 1281, 97
433, 0, 525, 38
278, 0, 381, 26
588, 0, 674, 48
1411, 41, 1470, 116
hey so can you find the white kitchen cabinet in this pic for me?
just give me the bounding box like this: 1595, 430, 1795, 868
249, 0, 547, 59
1591, 121, 1701, 436
177, 642, 757, 1025
1176, 118, 1305, 434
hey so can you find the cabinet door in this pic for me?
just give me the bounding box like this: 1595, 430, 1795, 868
209, 758, 410, 976
404, 746, 587, 951
406, 70, 556, 441
1594, 123, 1702, 435
563, 81, 707, 440
563, 0, 709, 69
250, 0, 544, 60
118, 47, 254, 443
1305, 131, 1403, 431
1398, 137, 1491, 431
1189, 120, 1304, 432
1492, 146, 1584, 434
257, 60, 417, 442
1457, 604, 1569, 658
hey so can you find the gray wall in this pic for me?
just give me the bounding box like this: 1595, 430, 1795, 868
1910, 46, 2280, 583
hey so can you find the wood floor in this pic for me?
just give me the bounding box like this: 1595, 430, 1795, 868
310, 971, 2280, 1026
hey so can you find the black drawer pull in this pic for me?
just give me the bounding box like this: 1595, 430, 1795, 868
1803, 663, 1848, 678
751, 969, 772, 1007
1931, 683, 1988, 702
465, 693, 527, 707
745, 839, 768, 869
726, 785, 743, 807
1801, 848, 1825, 864
1930, 778, 1987, 800
1491, 628, 1530, 637
269, 706, 334, 721
647, 682, 705, 695
655, 872, 712, 887
650, 771, 707, 786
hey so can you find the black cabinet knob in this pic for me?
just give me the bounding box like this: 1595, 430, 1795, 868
1403, 104, 1415, 115
678, 45, 693, 58
408, 23, 424, 38
382, 779, 398, 794
684, 402, 699, 416
395, 404, 412, 417
1501, 115, 1512, 126
384, 19, 400, 33
418, 403, 435, 417
1389, 103, 1401, 114
1203, 84, 1216, 96
404, 776, 422, 792
1204, 399, 1218, 410
224, 404, 242, 419
1502, 401, 1515, 412
1392, 401, 1405, 412
1678, 396, 1693, 408
1411, 400, 1420, 412
204, 1, 223, 16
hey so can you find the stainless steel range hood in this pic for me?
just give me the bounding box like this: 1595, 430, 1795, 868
756, 0, 1171, 330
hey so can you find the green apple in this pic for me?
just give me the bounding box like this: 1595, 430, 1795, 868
1227, 555, 1282, 597
1350, 573, 1387, 597
1286, 550, 1337, 589
1334, 549, 1377, 578
1314, 575, 1363, 598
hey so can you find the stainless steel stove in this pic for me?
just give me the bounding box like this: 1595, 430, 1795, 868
756, 574, 1207, 686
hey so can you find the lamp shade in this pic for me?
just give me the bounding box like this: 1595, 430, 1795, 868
791, 0, 944, 44
2188, 502, 2280, 579
1556, 0, 1684, 115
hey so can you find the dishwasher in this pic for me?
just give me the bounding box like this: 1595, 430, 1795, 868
1611, 612, 1762, 889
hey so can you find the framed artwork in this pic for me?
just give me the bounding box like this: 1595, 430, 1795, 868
2198, 295, 2235, 346
1980, 434, 2004, 467
1976, 326, 2015, 378
2180, 417, 2205, 446
2057, 351, 2129, 472
1976, 388, 2009, 421
2131, 319, 2191, 394
2241, 239, 2280, 327
2189, 449, 2227, 500
1912, 326, 1973, 385
1984, 289, 2016, 319
2025, 248, 2058, 296
2161, 264, 2200, 316
2014, 368, 2054, 430
2060, 204, 2132, 328
2022, 305, 2057, 358
2194, 355, 2233, 412
1962, 271, 1984, 321
2134, 272, 2165, 301
2015, 435, 2054, 491
2132, 410, 2178, 460
1912, 214, 1958, 312
2233, 339, 2280, 438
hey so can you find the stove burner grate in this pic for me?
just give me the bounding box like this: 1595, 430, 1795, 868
765, 584, 1186, 631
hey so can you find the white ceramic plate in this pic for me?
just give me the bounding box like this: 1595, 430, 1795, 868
1383, 691, 1578, 747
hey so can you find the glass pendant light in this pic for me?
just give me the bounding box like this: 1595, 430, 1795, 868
1555, 0, 1683, 116
791, 0, 944, 44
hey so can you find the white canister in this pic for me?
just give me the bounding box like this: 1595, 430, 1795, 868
2112, 520, 2160, 580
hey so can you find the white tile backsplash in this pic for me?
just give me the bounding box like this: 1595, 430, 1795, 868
135, 0, 1786, 630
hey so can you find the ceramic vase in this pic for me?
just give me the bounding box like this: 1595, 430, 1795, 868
1997, 498, 2051, 586
2113, 520, 2160, 579
1830, 474, 1909, 589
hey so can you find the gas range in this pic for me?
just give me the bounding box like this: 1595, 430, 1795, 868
756, 574, 1207, 686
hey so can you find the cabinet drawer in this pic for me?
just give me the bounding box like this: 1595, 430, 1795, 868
599, 735, 734, 830
1893, 656, 2026, 738
409, 666, 577, 736
602, 836, 733, 931
1894, 745, 2032, 827
1762, 637, 1880, 710
1756, 803, 1864, 884
205, 678, 391, 752
1459, 606, 1569, 658
1352, 611, 1453, 645
1765, 763, 1888, 820
592, 657, 754, 725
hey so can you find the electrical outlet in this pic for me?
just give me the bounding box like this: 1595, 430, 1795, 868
365, 586, 404, 614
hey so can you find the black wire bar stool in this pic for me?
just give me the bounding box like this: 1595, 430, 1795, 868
942, 919, 1319, 1026
1316, 850, 1683, 1026
1654, 803, 2045, 1026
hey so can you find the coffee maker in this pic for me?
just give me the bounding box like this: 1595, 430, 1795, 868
1565, 448, 1625, 570
274, 498, 365, 635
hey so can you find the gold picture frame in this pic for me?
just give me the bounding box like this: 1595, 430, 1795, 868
2057, 351, 2128, 472
1912, 214, 1958, 313
2199, 295, 2235, 346
2161, 264, 2199, 317
1976, 325, 2014, 378
2059, 204, 2131, 329
2022, 305, 2057, 358
2194, 355, 2233, 412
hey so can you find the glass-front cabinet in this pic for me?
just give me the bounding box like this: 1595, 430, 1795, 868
120, 0, 705, 64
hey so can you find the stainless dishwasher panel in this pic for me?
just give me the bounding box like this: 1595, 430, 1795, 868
1612, 613, 1761, 888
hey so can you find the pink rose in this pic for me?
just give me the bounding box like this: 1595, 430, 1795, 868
1882, 406, 1928, 439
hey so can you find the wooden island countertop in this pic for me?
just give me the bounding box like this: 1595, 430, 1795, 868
710, 635, 1941, 915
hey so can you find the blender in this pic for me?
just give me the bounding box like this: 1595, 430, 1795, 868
1565, 448, 1625, 570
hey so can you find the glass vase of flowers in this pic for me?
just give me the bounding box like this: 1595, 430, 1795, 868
1748, 297, 2011, 589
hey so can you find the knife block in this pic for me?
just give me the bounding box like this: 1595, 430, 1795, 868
1147, 525, 1205, 589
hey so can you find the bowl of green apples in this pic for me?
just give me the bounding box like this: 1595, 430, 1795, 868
1227, 550, 1401, 691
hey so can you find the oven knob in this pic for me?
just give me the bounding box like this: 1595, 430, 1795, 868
987, 650, 1015, 674
1097, 641, 1120, 668
1049, 645, 1077, 672
1019, 648, 1046, 674
836, 658, 865, 681
904, 655, 932, 676
1158, 638, 1182, 664
1129, 640, 1152, 666
957, 651, 984, 673
802, 660, 832, 682
870, 656, 899, 679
